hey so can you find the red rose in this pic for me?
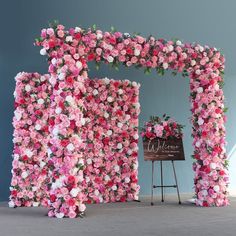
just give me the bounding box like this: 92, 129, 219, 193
88, 53, 95, 61
50, 194, 56, 202
22, 155, 28, 162
68, 175, 75, 185
49, 118, 55, 126
203, 201, 209, 207
61, 139, 69, 147
66, 76, 74, 84
74, 33, 81, 40
219, 170, 225, 176
215, 108, 221, 114
126, 47, 133, 55
120, 196, 126, 202
67, 198, 75, 206
48, 39, 56, 48
11, 190, 18, 197
103, 137, 110, 145
70, 120, 76, 130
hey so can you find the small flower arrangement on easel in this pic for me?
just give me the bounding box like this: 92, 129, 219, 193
141, 114, 184, 141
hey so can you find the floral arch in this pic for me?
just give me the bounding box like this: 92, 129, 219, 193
10, 23, 229, 218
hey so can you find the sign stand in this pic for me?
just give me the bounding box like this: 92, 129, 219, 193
151, 160, 181, 205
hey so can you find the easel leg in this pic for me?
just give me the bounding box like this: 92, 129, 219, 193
160, 160, 164, 202
151, 161, 154, 206
172, 160, 181, 204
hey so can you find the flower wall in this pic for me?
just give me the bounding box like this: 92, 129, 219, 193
9, 72, 51, 208
83, 78, 140, 203
34, 23, 229, 208
10, 72, 140, 217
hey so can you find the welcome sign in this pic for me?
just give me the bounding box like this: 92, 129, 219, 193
143, 138, 185, 161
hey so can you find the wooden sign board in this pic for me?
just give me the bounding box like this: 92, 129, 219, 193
143, 138, 185, 161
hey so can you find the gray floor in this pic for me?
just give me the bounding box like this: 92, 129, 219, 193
0, 195, 235, 236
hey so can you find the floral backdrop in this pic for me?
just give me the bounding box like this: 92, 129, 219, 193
82, 78, 140, 204
9, 72, 51, 208
35, 23, 229, 208
9, 22, 229, 218
10, 72, 140, 217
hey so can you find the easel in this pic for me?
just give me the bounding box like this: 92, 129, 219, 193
151, 160, 181, 205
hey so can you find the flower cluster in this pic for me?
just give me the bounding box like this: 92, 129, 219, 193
9, 72, 51, 208
82, 78, 140, 203
141, 115, 184, 141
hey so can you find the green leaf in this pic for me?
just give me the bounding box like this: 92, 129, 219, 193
92, 24, 97, 31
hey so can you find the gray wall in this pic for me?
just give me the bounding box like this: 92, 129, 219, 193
1, 0, 236, 201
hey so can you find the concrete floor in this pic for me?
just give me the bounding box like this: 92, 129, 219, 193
0, 195, 235, 236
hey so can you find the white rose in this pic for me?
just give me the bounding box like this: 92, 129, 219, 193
191, 60, 196, 66
37, 98, 44, 105
118, 89, 123, 95
198, 118, 204, 126
78, 159, 84, 165
93, 89, 98, 96
210, 163, 217, 170
94, 189, 99, 196
195, 69, 201, 75
81, 118, 86, 125
75, 27, 82, 33
103, 77, 110, 84
55, 107, 62, 114
40, 48, 47, 55
134, 49, 140, 56
117, 122, 123, 128
8, 201, 15, 208
65, 95, 74, 103
104, 112, 109, 118
66, 36, 73, 42
112, 185, 117, 191
107, 56, 114, 63
33, 202, 40, 207
76, 61, 82, 69
114, 165, 120, 172
107, 96, 114, 103
70, 188, 80, 197
67, 143, 75, 151
97, 33, 103, 40
40, 76, 46, 82
85, 176, 90, 183
133, 133, 139, 140
15, 110, 22, 121
117, 143, 123, 150
133, 163, 138, 170
132, 81, 137, 87
40, 161, 46, 168
79, 204, 86, 212
21, 171, 28, 179
25, 84, 31, 92
58, 73, 65, 80
32, 186, 37, 192
55, 213, 65, 218
201, 190, 208, 196
25, 149, 33, 158
195, 141, 201, 148
124, 177, 130, 183
87, 158, 92, 165
197, 87, 203, 93
213, 185, 220, 192
176, 40, 182, 46
107, 130, 113, 136
168, 45, 174, 52
51, 58, 57, 65
163, 62, 168, 69
104, 175, 110, 181
52, 127, 59, 136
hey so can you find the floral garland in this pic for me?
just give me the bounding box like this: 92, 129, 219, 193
10, 22, 229, 217
141, 114, 184, 141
